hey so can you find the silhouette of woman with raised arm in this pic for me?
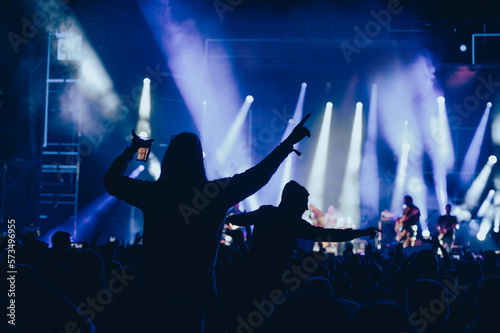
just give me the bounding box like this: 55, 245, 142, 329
103, 114, 311, 331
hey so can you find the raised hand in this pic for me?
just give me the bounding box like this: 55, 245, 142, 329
131, 129, 154, 152
364, 227, 382, 240
283, 113, 311, 155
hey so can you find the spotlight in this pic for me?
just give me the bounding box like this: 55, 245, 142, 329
487, 102, 493, 107
402, 143, 410, 150
477, 189, 495, 217
339, 102, 363, 224
217, 97, 253, 165
437, 96, 445, 104
460, 44, 467, 52
422, 229, 430, 238
276, 82, 307, 204
465, 159, 496, 209
307, 102, 333, 211
460, 104, 492, 186
203, 100, 207, 105
143, 78, 151, 85
359, 82, 379, 221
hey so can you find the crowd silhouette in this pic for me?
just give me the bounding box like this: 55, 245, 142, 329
2, 113, 500, 332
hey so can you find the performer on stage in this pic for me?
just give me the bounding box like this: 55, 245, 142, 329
436, 203, 458, 253
395, 195, 420, 248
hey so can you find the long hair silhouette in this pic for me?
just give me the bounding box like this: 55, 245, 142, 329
160, 132, 207, 185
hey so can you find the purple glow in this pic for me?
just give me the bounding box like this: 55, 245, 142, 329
138, 0, 248, 181
41, 166, 145, 244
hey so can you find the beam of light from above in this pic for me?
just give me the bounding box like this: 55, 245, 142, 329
390, 143, 411, 213
41, 165, 145, 243
138, 0, 247, 181
307, 102, 333, 212
477, 189, 496, 218
492, 103, 500, 146
464, 156, 497, 210
434, 96, 455, 169
339, 102, 363, 225
460, 103, 492, 187
216, 96, 254, 167
359, 83, 379, 221
134, 78, 161, 180
431, 96, 454, 213
55, 17, 127, 142
276, 83, 307, 204
137, 78, 152, 136
476, 217, 491, 241
493, 192, 500, 233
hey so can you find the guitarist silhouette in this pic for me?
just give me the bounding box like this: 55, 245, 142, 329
436, 203, 458, 253
395, 195, 420, 248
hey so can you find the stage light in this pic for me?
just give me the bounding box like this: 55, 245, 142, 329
57, 32, 82, 61
217, 96, 254, 166
487, 102, 492, 107
494, 193, 500, 233
360, 83, 379, 221
143, 78, 151, 84
340, 102, 363, 224
431, 95, 454, 213
390, 142, 411, 213
276, 82, 307, 204
129, 164, 146, 178
138, 78, 151, 120
460, 44, 467, 52
476, 214, 493, 242
307, 102, 333, 211
477, 190, 495, 217
465, 158, 496, 209
489, 155, 497, 164
460, 103, 492, 187
41, 165, 146, 244
422, 229, 430, 238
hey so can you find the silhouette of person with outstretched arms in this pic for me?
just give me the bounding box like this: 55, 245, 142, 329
225, 180, 381, 293
103, 114, 312, 331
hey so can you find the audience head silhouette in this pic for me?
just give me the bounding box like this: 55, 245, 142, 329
280, 180, 309, 216
160, 132, 207, 185
51, 231, 71, 249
